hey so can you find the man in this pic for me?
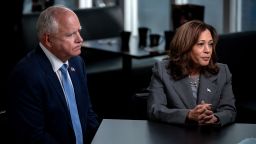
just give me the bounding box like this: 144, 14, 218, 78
8, 5, 99, 144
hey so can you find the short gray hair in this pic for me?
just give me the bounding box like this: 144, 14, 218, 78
36, 5, 70, 40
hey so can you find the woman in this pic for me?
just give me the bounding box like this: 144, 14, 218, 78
147, 20, 236, 127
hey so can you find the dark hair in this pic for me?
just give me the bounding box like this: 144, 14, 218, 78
167, 20, 219, 80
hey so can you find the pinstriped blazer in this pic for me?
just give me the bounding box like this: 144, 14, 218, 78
147, 60, 236, 126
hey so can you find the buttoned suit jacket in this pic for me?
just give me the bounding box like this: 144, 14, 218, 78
8, 46, 99, 144
147, 60, 236, 126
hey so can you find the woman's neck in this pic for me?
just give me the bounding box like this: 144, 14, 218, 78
189, 71, 200, 77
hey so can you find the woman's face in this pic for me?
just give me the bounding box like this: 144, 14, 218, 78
190, 29, 213, 67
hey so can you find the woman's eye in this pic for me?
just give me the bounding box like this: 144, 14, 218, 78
197, 43, 204, 46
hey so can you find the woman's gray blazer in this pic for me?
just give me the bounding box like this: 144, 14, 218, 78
147, 60, 236, 126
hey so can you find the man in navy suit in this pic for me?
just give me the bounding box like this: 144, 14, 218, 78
8, 5, 99, 144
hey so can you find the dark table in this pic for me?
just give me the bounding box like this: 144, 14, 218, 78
92, 119, 256, 144
82, 37, 167, 72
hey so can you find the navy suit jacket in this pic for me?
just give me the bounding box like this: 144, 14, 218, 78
147, 60, 236, 126
8, 46, 99, 144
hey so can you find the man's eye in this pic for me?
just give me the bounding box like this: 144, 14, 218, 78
66, 33, 73, 37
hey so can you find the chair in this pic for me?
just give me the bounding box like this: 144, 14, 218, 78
171, 4, 205, 30
0, 110, 9, 142
216, 31, 256, 123
75, 6, 124, 66
74, 6, 124, 40
21, 12, 40, 53
131, 88, 149, 120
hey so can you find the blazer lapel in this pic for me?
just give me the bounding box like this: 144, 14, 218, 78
173, 77, 196, 108
197, 74, 218, 105
67, 64, 82, 104
67, 61, 87, 129
47, 69, 70, 111
68, 60, 86, 119
36, 48, 72, 122
46, 70, 75, 127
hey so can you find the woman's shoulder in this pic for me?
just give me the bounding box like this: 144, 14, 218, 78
154, 59, 169, 67
216, 62, 227, 67
216, 62, 231, 75
216, 62, 229, 70
152, 59, 170, 74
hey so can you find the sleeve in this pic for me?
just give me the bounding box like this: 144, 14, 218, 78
147, 61, 190, 125
8, 66, 59, 144
214, 64, 237, 126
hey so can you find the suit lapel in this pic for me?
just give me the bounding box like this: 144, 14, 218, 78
36, 48, 72, 123
197, 74, 218, 105
68, 60, 87, 130
173, 77, 196, 108
46, 70, 75, 127
172, 73, 218, 108
67, 64, 82, 105
47, 69, 70, 112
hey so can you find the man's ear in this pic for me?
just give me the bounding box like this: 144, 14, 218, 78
44, 33, 53, 48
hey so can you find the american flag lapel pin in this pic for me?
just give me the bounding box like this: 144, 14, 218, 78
71, 67, 75, 72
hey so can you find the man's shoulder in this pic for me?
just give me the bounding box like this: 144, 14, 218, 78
69, 56, 83, 63
10, 49, 46, 79
69, 56, 84, 67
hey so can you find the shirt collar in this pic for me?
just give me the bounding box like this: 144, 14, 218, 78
39, 42, 69, 72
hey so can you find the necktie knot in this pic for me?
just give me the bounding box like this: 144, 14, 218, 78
60, 64, 68, 72
60, 64, 69, 80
